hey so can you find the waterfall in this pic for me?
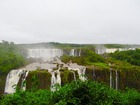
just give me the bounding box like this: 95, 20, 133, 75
70, 49, 75, 56
110, 68, 113, 88
27, 48, 82, 59
79, 49, 81, 56
77, 68, 86, 81
4, 70, 29, 93
50, 69, 61, 91
72, 71, 76, 81
27, 48, 63, 61
115, 70, 118, 90
56, 70, 61, 85
5, 70, 24, 93
51, 71, 56, 91
4, 50, 87, 93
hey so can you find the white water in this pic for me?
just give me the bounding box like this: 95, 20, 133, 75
77, 68, 86, 81
72, 71, 76, 81
50, 69, 61, 91
79, 49, 81, 56
5, 61, 87, 93
27, 48, 82, 59
5, 70, 24, 93
27, 48, 63, 61
66, 63, 86, 81
96, 48, 136, 54
115, 70, 118, 90
110, 68, 113, 88
70, 49, 75, 56
51, 71, 56, 91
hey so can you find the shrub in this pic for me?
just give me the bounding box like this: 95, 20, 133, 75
1, 80, 140, 105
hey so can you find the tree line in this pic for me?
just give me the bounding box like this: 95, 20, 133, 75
0, 41, 26, 73
109, 49, 140, 66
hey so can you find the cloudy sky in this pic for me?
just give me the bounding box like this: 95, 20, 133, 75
0, 0, 140, 44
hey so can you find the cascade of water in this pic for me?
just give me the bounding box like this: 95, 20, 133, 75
56, 70, 61, 85
71, 71, 76, 81
27, 48, 63, 60
50, 69, 61, 91
79, 49, 81, 56
4, 70, 24, 93
70, 49, 75, 56
51, 71, 56, 91
97, 49, 100, 54
110, 68, 113, 88
115, 70, 118, 90
77, 68, 86, 81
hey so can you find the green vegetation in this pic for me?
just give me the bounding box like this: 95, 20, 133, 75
26, 70, 51, 91
104, 44, 126, 48
109, 49, 140, 66
0, 41, 26, 73
61, 49, 105, 65
92, 62, 109, 68
60, 68, 77, 86
104, 44, 140, 48
0, 42, 140, 104
0, 80, 140, 105
19, 42, 95, 50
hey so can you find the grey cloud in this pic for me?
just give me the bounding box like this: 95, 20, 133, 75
0, 0, 140, 44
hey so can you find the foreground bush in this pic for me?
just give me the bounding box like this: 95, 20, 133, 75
0, 80, 140, 105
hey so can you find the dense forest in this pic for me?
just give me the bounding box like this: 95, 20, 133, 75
109, 49, 140, 66
0, 80, 140, 105
0, 41, 26, 73
0, 41, 27, 94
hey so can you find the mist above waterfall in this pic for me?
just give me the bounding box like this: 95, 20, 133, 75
95, 44, 106, 54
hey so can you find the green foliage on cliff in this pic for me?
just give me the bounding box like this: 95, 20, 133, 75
61, 49, 105, 65
0, 80, 140, 105
109, 49, 140, 66
26, 70, 52, 91
0, 41, 26, 73
107, 58, 140, 71
60, 68, 78, 86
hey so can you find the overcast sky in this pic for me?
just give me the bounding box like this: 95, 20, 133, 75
0, 0, 140, 44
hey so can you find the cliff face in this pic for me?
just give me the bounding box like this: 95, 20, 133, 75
24, 69, 79, 91
86, 67, 140, 91
0, 73, 7, 93
26, 70, 51, 91
17, 67, 140, 92
119, 70, 140, 91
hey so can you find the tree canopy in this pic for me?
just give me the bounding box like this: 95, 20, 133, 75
109, 49, 140, 66
0, 41, 26, 73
